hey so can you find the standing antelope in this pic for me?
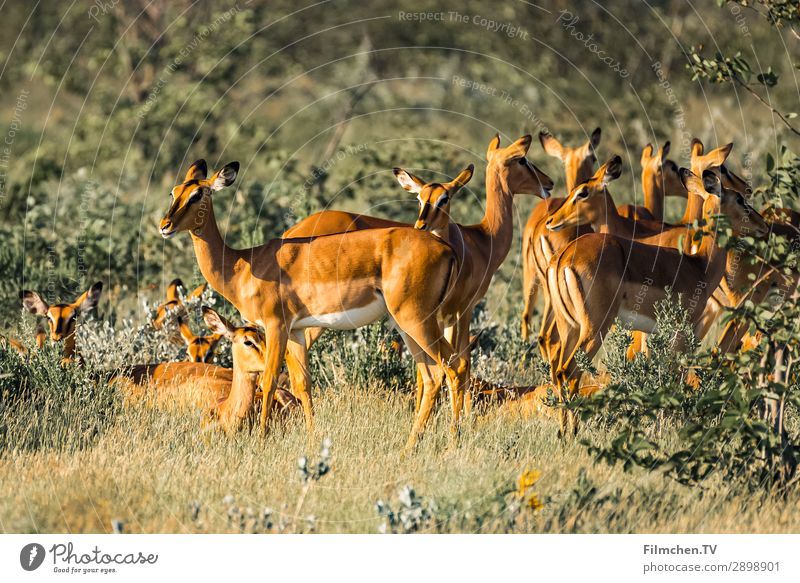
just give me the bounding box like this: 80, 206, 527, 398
159, 159, 469, 449
520, 129, 600, 343
117, 307, 297, 414
616, 142, 687, 222
545, 169, 769, 434
20, 282, 103, 363
284, 135, 554, 414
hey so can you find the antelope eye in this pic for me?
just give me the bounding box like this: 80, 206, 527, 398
437, 196, 449, 208
575, 188, 589, 200
243, 340, 255, 348
188, 190, 203, 204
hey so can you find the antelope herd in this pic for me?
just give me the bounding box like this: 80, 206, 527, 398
6, 127, 798, 447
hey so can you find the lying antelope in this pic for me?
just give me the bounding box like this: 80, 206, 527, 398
20, 282, 103, 363
152, 278, 208, 331
159, 159, 469, 449
178, 314, 223, 363
117, 307, 297, 414
546, 169, 768, 434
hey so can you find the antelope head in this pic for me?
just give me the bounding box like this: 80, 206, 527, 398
178, 315, 223, 363
545, 155, 623, 231
394, 164, 474, 238
159, 160, 239, 238
539, 127, 601, 192
681, 169, 768, 238
20, 282, 103, 357
486, 134, 554, 198
641, 142, 686, 199
202, 307, 265, 375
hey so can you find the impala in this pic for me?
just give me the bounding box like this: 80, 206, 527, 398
546, 169, 769, 434
284, 136, 553, 416
160, 160, 470, 448
20, 282, 103, 362
152, 278, 207, 333
178, 315, 223, 363
1, 323, 46, 357
616, 142, 687, 222
520, 129, 599, 342
118, 307, 297, 414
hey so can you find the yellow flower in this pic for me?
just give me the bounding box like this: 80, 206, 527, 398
517, 469, 541, 497
526, 494, 544, 511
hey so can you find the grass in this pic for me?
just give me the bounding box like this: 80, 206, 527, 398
2, 369, 800, 534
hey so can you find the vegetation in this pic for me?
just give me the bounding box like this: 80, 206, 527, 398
1, 0, 799, 532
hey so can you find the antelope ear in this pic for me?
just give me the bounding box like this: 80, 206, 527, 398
539, 132, 564, 159
446, 164, 474, 193
660, 141, 671, 161
21, 290, 49, 316
690, 138, 704, 158
393, 168, 426, 194
704, 143, 733, 168
506, 134, 533, 162
640, 144, 654, 166
178, 316, 195, 345
701, 170, 722, 197
486, 134, 501, 156
202, 307, 235, 340
166, 278, 184, 302
598, 155, 623, 186
185, 160, 208, 182
187, 283, 207, 300
208, 162, 239, 192
589, 127, 602, 150
75, 281, 103, 313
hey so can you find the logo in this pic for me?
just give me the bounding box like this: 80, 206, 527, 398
20, 543, 46, 571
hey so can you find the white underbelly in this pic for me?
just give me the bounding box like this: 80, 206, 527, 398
618, 309, 657, 333
294, 297, 387, 330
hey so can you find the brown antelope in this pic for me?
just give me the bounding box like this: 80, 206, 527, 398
20, 282, 103, 362
177, 314, 223, 363
159, 160, 471, 449
284, 135, 554, 416
152, 278, 207, 338
117, 307, 297, 414
711, 214, 800, 354
520, 129, 600, 343
544, 141, 742, 359
1, 323, 46, 357
546, 169, 769, 434
616, 142, 687, 222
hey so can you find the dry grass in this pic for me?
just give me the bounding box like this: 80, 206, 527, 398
2, 380, 799, 534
